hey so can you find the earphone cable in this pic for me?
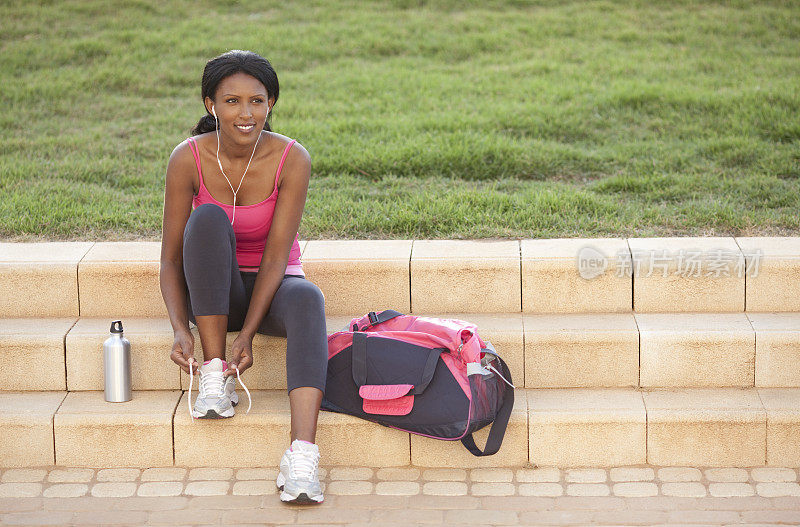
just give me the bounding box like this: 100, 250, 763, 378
214, 114, 261, 226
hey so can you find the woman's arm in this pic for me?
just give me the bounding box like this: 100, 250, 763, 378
159, 142, 197, 373
240, 141, 312, 340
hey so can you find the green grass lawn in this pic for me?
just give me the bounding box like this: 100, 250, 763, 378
1, 0, 799, 240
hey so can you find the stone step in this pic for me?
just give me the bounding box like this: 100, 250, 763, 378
2, 388, 798, 468
2, 238, 798, 317
2, 312, 798, 391
0, 242, 93, 317
0, 318, 77, 390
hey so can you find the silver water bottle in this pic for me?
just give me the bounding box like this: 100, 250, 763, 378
103, 320, 131, 402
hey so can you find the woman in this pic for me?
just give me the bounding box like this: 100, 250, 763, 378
159, 50, 326, 504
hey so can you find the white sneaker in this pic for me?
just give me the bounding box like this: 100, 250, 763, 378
276, 439, 324, 504
225, 375, 238, 407
190, 358, 234, 419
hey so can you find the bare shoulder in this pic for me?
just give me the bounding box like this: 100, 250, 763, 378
167, 138, 194, 171
270, 133, 310, 189
286, 139, 311, 170
165, 138, 201, 187
268, 132, 310, 164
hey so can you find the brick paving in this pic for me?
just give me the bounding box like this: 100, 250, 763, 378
0, 466, 799, 525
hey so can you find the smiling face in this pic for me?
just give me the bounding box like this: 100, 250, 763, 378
205, 71, 274, 145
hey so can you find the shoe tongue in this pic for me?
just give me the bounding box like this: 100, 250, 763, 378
201, 357, 226, 374
291, 439, 318, 453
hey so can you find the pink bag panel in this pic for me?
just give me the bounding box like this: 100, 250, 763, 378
363, 395, 414, 415
337, 313, 486, 364
327, 332, 356, 359
359, 384, 413, 400
350, 313, 480, 342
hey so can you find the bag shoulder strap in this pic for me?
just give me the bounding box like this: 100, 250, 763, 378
460, 353, 514, 457
352, 310, 404, 331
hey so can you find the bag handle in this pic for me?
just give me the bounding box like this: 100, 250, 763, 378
352, 309, 404, 332
351, 331, 445, 395
460, 353, 514, 456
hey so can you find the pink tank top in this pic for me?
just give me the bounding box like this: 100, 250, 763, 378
186, 136, 304, 276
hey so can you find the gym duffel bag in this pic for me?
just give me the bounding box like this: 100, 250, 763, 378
320, 310, 515, 456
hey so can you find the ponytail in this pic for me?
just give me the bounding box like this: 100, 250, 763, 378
190, 114, 216, 136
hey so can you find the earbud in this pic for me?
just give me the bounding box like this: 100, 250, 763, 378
211, 106, 216, 118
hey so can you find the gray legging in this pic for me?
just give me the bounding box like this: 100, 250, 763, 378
182, 203, 327, 395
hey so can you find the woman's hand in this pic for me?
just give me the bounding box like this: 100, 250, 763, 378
226, 333, 253, 377
170, 329, 197, 374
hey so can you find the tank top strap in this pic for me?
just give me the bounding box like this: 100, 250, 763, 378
273, 139, 297, 192
186, 137, 205, 189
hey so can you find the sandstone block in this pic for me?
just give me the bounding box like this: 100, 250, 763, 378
521, 238, 631, 313
78, 242, 164, 317
751, 467, 797, 482
657, 467, 702, 481
758, 388, 800, 467
43, 484, 87, 498
47, 468, 94, 482
303, 240, 412, 315
0, 318, 76, 390
54, 391, 180, 467
0, 242, 93, 317
737, 237, 800, 311
748, 313, 800, 387
0, 392, 66, 467
411, 240, 520, 314
140, 468, 186, 481
328, 467, 373, 481
528, 388, 646, 467
374, 481, 421, 496
0, 469, 47, 483
644, 388, 766, 466
90, 482, 137, 498
524, 314, 638, 388
566, 468, 607, 483
662, 482, 706, 497
137, 481, 183, 497
629, 237, 744, 312
756, 482, 800, 497
705, 468, 749, 482
636, 313, 755, 387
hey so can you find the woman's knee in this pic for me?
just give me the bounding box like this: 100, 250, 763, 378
185, 203, 230, 235
183, 204, 233, 252
285, 280, 325, 313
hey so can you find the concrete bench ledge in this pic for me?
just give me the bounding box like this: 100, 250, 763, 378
2, 237, 800, 317
1, 313, 799, 392
1, 387, 799, 469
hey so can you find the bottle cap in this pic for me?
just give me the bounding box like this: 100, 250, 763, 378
110, 320, 124, 334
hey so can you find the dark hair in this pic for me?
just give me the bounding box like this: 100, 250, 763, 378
190, 50, 279, 136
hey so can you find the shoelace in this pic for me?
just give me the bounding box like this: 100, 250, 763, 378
187, 360, 252, 420
289, 448, 320, 481
235, 365, 253, 414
